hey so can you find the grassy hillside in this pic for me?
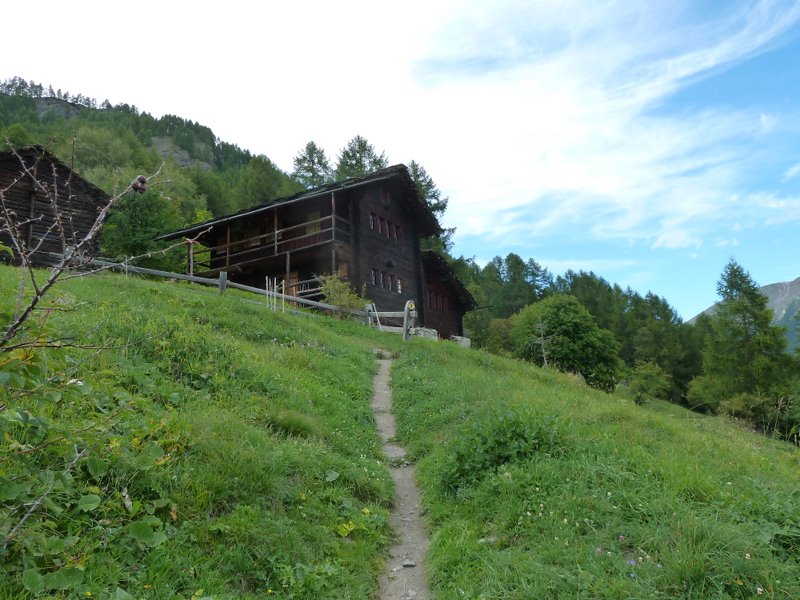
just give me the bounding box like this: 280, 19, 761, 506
1, 266, 405, 598
391, 346, 800, 598
2, 265, 798, 598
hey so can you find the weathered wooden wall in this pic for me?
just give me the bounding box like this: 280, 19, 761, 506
352, 183, 422, 315
0, 148, 109, 264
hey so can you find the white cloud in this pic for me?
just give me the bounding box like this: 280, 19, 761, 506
5, 0, 800, 260
783, 162, 800, 181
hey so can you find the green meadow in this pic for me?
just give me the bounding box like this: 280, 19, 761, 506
2, 266, 798, 598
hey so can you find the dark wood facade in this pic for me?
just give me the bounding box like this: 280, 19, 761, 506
159, 165, 475, 338
421, 250, 475, 337
0, 146, 110, 265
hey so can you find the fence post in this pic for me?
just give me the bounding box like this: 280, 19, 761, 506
218, 271, 228, 294
403, 300, 414, 341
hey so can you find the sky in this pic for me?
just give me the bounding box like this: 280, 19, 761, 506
5, 0, 800, 320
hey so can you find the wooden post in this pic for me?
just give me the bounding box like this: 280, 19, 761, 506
218, 271, 228, 294
403, 300, 414, 341
331, 192, 336, 274
274, 210, 278, 254
187, 240, 194, 277
225, 225, 231, 267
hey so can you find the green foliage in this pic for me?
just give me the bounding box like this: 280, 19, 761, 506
318, 274, 369, 318
0, 81, 299, 264
512, 295, 623, 391
3, 122, 31, 146
439, 409, 563, 495
701, 259, 789, 400
334, 135, 388, 180
292, 141, 334, 189
99, 186, 185, 270
390, 337, 800, 599
688, 260, 798, 438
0, 265, 396, 598
407, 160, 454, 253
235, 155, 302, 210
627, 361, 672, 404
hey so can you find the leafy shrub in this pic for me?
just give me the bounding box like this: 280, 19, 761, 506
318, 274, 369, 318
628, 360, 672, 404
439, 409, 563, 495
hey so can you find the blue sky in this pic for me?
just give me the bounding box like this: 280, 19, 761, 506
5, 0, 800, 320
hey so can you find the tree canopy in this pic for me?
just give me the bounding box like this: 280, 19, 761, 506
291, 141, 333, 189
689, 259, 789, 413
511, 294, 623, 392
334, 135, 388, 180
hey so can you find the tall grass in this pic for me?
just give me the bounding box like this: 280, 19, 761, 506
391, 342, 800, 599
4, 265, 798, 599
1, 268, 401, 599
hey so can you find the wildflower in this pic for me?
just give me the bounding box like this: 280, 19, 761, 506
757, 587, 764, 595
362, 507, 371, 516
594, 547, 603, 554
85, 593, 93, 598
745, 553, 751, 560
629, 560, 636, 566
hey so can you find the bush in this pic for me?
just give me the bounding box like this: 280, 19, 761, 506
439, 409, 563, 495
318, 275, 369, 318
628, 361, 672, 404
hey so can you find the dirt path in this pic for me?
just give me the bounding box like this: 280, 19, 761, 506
372, 358, 431, 600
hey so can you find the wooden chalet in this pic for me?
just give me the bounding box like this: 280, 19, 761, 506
158, 164, 476, 338
0, 146, 110, 265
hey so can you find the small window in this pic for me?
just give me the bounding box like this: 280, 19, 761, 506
369, 213, 376, 230
378, 217, 385, 235
388, 222, 395, 239
370, 268, 377, 286
396, 277, 402, 294
380, 271, 386, 289
388, 274, 395, 292
395, 226, 402, 242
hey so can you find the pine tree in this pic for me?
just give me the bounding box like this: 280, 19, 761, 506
334, 135, 388, 180
291, 141, 333, 189
689, 259, 788, 412
407, 160, 454, 253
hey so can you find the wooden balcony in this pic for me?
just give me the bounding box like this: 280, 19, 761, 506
190, 215, 350, 276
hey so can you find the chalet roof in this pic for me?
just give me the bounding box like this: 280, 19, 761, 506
156, 164, 441, 241
422, 250, 477, 311
0, 145, 110, 202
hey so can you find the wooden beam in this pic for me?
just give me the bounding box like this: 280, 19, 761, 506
331, 192, 336, 274
225, 225, 230, 267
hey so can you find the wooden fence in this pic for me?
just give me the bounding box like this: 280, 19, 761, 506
75, 257, 420, 339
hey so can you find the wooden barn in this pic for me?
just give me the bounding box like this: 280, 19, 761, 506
0, 146, 110, 265
158, 164, 476, 338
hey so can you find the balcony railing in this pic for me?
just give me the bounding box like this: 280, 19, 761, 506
192, 215, 350, 273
